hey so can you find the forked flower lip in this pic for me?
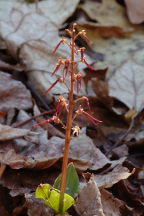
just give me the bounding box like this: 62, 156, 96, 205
76, 107, 102, 125
32, 116, 60, 127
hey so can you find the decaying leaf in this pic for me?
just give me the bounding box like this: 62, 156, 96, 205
75, 175, 105, 216
95, 165, 135, 188
78, 0, 132, 30
100, 189, 133, 216
25, 193, 54, 216
125, 0, 144, 24
1, 12, 59, 58
0, 135, 64, 169
0, 71, 32, 112
30, 0, 80, 26
0, 124, 30, 141
69, 132, 110, 171
108, 59, 144, 113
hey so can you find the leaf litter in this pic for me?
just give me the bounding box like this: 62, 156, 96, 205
0, 0, 144, 215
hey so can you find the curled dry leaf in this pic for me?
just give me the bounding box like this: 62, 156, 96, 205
108, 59, 144, 113
100, 189, 133, 216
95, 164, 135, 188
0, 130, 110, 172
78, 0, 132, 30
0, 136, 63, 169
75, 175, 105, 216
0, 71, 32, 112
125, 0, 144, 24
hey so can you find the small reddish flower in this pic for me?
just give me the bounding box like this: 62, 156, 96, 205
55, 96, 68, 116
51, 58, 65, 76
63, 59, 71, 78
82, 57, 97, 71
32, 116, 60, 127
51, 39, 67, 54
43, 77, 64, 95
76, 107, 102, 125
79, 47, 97, 71
74, 73, 82, 93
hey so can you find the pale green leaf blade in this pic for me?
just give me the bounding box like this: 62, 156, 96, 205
35, 184, 51, 200
35, 184, 74, 213
53, 162, 79, 197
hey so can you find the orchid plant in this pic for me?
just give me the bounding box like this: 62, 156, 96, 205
35, 23, 101, 215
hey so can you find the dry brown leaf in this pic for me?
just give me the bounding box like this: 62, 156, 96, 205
25, 194, 54, 216
0, 136, 63, 169
30, 0, 80, 25
77, 23, 144, 81
108, 59, 144, 113
69, 132, 110, 171
0, 0, 23, 22
0, 129, 110, 172
100, 189, 133, 216
95, 165, 134, 188
112, 144, 128, 158
125, 0, 144, 24
2, 12, 59, 58
79, 0, 132, 30
0, 0, 79, 26
0, 167, 59, 197
0, 5, 94, 96
0, 71, 32, 112
0, 124, 30, 141
75, 175, 105, 216
77, 21, 132, 39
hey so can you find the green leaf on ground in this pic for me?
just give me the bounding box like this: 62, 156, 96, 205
35, 184, 74, 213
53, 162, 79, 197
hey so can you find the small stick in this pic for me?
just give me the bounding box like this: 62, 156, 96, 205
12, 109, 55, 128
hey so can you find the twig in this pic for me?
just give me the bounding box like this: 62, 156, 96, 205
12, 109, 55, 128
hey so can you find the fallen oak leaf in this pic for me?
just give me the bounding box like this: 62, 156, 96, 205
108, 59, 144, 114
0, 71, 32, 112
95, 164, 135, 188
30, 0, 80, 26
100, 189, 133, 216
78, 0, 133, 30
0, 124, 30, 141
75, 175, 105, 216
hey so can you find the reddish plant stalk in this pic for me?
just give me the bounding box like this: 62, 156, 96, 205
59, 25, 75, 213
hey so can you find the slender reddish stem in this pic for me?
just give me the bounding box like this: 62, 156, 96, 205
59, 25, 75, 213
